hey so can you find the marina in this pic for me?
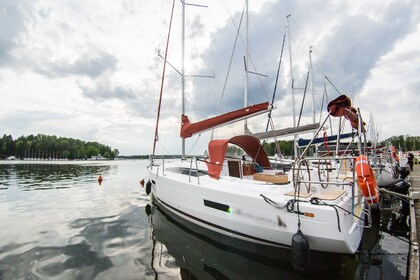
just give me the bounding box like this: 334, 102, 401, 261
0, 160, 414, 279
1, 0, 419, 279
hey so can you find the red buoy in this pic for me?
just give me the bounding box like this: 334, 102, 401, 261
98, 175, 103, 185
140, 179, 145, 187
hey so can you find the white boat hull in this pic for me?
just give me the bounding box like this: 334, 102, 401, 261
148, 159, 365, 254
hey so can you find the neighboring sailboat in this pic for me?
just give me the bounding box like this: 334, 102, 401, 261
145, 1, 375, 269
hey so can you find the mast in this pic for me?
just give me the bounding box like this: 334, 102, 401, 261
181, 0, 186, 158
309, 46, 316, 156
286, 14, 298, 158
323, 82, 333, 136
178, 1, 209, 156
309, 46, 315, 124
152, 0, 176, 158
244, 0, 249, 134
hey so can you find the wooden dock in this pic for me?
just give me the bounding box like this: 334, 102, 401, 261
408, 164, 420, 280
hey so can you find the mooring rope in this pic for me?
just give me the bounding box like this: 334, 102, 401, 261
260, 192, 367, 233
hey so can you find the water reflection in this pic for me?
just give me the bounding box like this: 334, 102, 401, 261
146, 203, 360, 280
0, 242, 113, 279
357, 204, 409, 279
0, 162, 110, 191
0, 160, 157, 279
0, 200, 154, 279
0, 161, 409, 279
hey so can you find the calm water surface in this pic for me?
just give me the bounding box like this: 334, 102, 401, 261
0, 160, 408, 279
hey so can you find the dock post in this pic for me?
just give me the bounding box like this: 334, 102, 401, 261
408, 164, 420, 280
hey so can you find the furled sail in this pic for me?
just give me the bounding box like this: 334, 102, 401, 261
297, 132, 354, 147
253, 123, 320, 140
180, 102, 270, 138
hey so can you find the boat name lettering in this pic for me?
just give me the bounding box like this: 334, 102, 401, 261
235, 208, 279, 226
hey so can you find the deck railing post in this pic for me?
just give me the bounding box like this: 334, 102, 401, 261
189, 158, 193, 183
195, 157, 200, 184
162, 156, 165, 176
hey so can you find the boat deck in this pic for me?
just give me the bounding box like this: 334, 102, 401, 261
409, 164, 420, 279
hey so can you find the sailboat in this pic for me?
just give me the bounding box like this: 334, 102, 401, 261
145, 1, 375, 266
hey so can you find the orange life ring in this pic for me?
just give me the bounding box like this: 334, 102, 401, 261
355, 155, 379, 204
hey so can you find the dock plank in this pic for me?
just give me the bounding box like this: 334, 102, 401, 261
409, 164, 420, 280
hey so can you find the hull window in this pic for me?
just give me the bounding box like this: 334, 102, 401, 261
228, 160, 241, 178
204, 199, 230, 213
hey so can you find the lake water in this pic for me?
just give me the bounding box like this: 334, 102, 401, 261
0, 160, 409, 279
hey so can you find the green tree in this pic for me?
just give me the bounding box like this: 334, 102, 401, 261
86, 146, 99, 157
15, 140, 24, 159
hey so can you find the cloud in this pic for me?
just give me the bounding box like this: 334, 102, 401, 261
181, 0, 420, 132
1, 110, 67, 131
0, 0, 27, 66
0, 0, 419, 155
317, 2, 417, 91
80, 79, 136, 101
48, 51, 117, 78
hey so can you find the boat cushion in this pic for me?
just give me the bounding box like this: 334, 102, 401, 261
314, 189, 346, 200
253, 173, 289, 184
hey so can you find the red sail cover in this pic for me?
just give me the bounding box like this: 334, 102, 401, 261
180, 102, 270, 138
327, 95, 365, 130
206, 135, 271, 179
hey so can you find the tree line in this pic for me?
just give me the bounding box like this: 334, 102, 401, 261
0, 134, 119, 160
2, 133, 415, 160
381, 135, 419, 152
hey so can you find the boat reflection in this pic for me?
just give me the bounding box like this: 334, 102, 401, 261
145, 203, 359, 279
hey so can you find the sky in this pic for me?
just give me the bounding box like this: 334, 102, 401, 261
0, 0, 419, 156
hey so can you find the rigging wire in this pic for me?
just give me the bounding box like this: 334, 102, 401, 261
210, 1, 246, 141
223, 0, 270, 102
187, 134, 202, 155
269, 118, 282, 156
297, 66, 311, 127
265, 31, 286, 132
318, 83, 326, 123
324, 75, 343, 96
152, 0, 176, 157
287, 16, 348, 102
216, 2, 245, 116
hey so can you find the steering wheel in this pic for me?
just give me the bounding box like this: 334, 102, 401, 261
292, 159, 311, 193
